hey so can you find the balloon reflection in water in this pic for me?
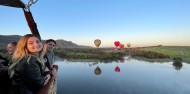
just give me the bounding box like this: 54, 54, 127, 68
94, 66, 102, 75
94, 39, 101, 47
115, 66, 120, 72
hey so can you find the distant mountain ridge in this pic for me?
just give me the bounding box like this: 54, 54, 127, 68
0, 35, 90, 48
0, 35, 21, 43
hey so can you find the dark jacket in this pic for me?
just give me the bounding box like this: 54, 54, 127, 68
44, 51, 55, 70
0, 69, 9, 94
0, 55, 10, 94
10, 56, 45, 94
0, 54, 10, 66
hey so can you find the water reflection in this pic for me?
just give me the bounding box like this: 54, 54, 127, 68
126, 56, 132, 62
119, 58, 124, 63
172, 60, 183, 70
94, 66, 101, 75
126, 56, 184, 70
129, 56, 170, 63
63, 56, 184, 71
56, 56, 190, 94
114, 66, 120, 72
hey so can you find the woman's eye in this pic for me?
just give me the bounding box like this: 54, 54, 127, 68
29, 42, 33, 45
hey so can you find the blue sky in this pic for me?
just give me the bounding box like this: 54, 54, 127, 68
0, 0, 190, 47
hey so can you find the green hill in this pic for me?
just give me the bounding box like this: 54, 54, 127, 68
141, 46, 190, 63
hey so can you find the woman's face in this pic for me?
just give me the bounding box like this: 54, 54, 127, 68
27, 36, 43, 54
7, 43, 16, 55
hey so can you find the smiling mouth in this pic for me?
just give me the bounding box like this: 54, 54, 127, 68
33, 47, 41, 50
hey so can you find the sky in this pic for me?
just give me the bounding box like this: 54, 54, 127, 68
0, 0, 190, 47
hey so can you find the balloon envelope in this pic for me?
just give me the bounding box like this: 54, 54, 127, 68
94, 39, 101, 47
114, 41, 120, 47
127, 43, 131, 47
119, 44, 124, 49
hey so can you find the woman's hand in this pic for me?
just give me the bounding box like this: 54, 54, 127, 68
51, 68, 57, 78
44, 74, 51, 85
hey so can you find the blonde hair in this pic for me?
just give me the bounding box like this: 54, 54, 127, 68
8, 34, 46, 78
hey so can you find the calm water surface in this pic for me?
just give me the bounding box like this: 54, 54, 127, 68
55, 56, 190, 94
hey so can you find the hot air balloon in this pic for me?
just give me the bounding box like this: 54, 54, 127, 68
111, 47, 115, 51
94, 66, 101, 75
114, 41, 120, 47
119, 44, 124, 50
115, 66, 120, 72
127, 43, 131, 47
94, 39, 101, 47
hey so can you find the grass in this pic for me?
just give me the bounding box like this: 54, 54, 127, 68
141, 46, 190, 63
54, 48, 126, 60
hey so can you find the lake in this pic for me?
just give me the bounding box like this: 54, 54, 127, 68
55, 56, 190, 94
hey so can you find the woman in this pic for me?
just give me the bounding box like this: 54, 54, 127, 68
0, 41, 17, 66
8, 34, 52, 94
7, 41, 17, 55
0, 41, 17, 94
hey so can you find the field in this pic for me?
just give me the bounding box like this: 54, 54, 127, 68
141, 46, 190, 63
1, 46, 190, 63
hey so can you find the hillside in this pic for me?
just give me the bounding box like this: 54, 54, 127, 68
0, 35, 21, 43
0, 35, 90, 48
141, 46, 190, 63
55, 39, 90, 48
